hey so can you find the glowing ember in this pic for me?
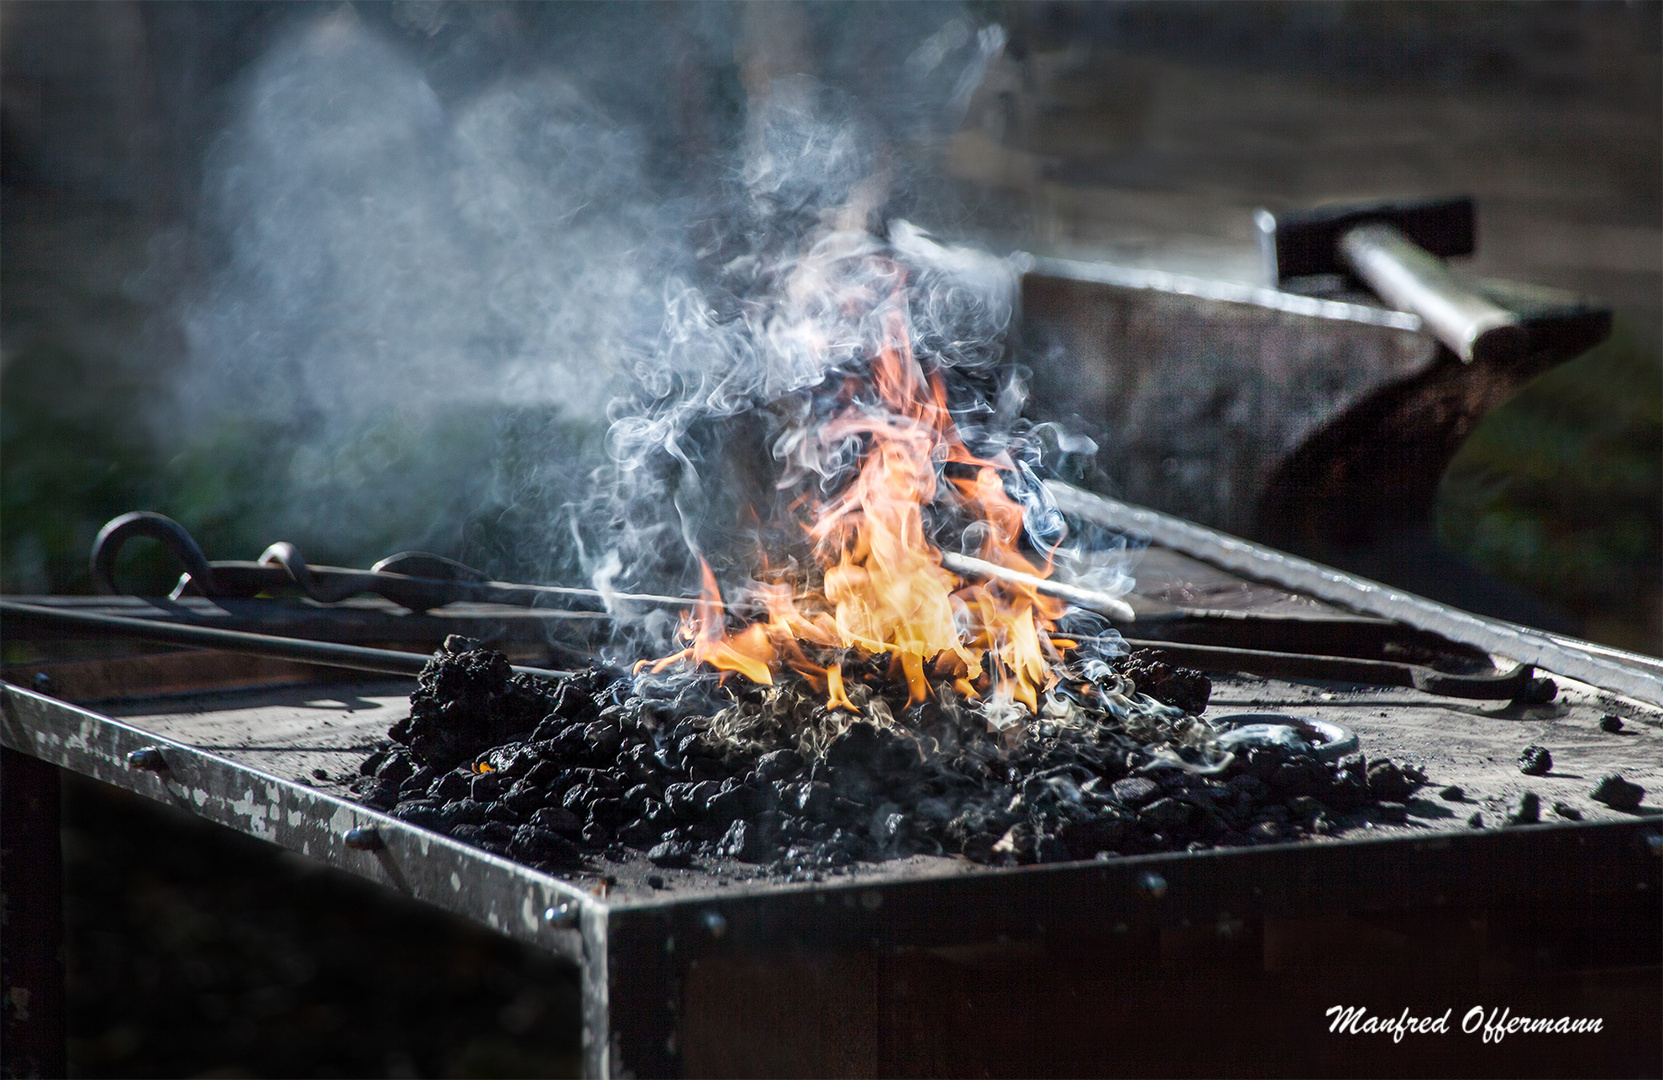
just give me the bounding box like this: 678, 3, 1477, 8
649, 301, 1068, 716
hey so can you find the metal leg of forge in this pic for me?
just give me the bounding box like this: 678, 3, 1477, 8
1, 746, 67, 1079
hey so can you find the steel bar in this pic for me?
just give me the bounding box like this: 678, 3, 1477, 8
1115, 636, 1533, 699
93, 511, 693, 615
1046, 480, 1663, 706
0, 599, 571, 680
940, 551, 1137, 621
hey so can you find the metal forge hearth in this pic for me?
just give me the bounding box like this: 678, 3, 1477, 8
4, 252, 1661, 1079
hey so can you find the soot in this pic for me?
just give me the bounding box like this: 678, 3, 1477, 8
352, 640, 1425, 878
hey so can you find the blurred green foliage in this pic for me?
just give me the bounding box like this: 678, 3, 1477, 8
1436, 320, 1662, 657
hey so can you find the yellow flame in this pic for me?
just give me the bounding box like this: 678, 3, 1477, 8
655, 307, 1065, 716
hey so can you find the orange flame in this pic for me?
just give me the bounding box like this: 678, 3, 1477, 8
652, 306, 1067, 718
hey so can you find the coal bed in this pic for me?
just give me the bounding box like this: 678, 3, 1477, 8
348, 637, 1481, 889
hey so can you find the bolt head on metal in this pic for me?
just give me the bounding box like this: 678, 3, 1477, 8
32, 672, 53, 695
1138, 871, 1168, 900
126, 746, 167, 772
700, 909, 728, 939
343, 826, 382, 851
543, 900, 578, 928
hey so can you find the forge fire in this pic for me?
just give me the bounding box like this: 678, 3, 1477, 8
351, 230, 1426, 879
649, 309, 1073, 720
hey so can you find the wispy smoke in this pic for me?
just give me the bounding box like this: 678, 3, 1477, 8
161, 3, 1110, 655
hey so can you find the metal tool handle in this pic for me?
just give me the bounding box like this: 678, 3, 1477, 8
1340, 222, 1526, 364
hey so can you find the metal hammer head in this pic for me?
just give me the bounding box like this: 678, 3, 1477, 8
1258, 197, 1475, 285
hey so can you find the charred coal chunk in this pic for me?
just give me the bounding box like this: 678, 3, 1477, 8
440, 798, 490, 830
510, 825, 581, 866
391, 645, 559, 772
401, 766, 438, 799
1504, 791, 1541, 826
1590, 774, 1645, 812
825, 722, 883, 771
359, 746, 390, 776
428, 769, 473, 803
1365, 759, 1416, 802
390, 799, 445, 831
361, 779, 401, 812
375, 750, 414, 786
647, 840, 693, 868
991, 821, 1036, 865
589, 797, 628, 830
756, 749, 803, 782
945, 808, 1009, 863
1120, 650, 1212, 715
1517, 745, 1552, 776
1108, 777, 1159, 808
717, 819, 768, 862
1138, 797, 1193, 832
618, 817, 664, 850
530, 806, 583, 835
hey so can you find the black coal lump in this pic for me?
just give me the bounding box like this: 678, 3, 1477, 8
717, 819, 766, 861
389, 645, 562, 772
1599, 714, 1624, 733
1590, 774, 1645, 812
1365, 759, 1414, 802
375, 751, 415, 786
1138, 798, 1192, 831
825, 722, 883, 770
1119, 650, 1211, 714
1505, 791, 1541, 826
1109, 777, 1159, 808
509, 825, 580, 866
390, 800, 445, 831
440, 799, 490, 829
647, 840, 693, 868
361, 780, 400, 812
530, 807, 582, 835
1551, 801, 1582, 821
1517, 745, 1552, 776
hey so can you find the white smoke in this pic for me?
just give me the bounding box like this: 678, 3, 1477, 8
159, 4, 1128, 659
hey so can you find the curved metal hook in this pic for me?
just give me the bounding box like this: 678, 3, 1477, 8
92, 512, 219, 596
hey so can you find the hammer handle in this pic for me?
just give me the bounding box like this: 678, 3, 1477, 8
1341, 222, 1525, 363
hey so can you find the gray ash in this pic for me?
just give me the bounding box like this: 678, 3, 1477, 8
352, 643, 1422, 876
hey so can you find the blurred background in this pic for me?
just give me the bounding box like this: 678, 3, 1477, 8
3, 2, 1658, 1075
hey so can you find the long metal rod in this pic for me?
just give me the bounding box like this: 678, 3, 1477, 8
1046, 480, 1663, 706
940, 551, 1137, 621
0, 600, 571, 680
1115, 637, 1531, 700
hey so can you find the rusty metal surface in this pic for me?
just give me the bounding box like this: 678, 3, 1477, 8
1020, 262, 1611, 552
